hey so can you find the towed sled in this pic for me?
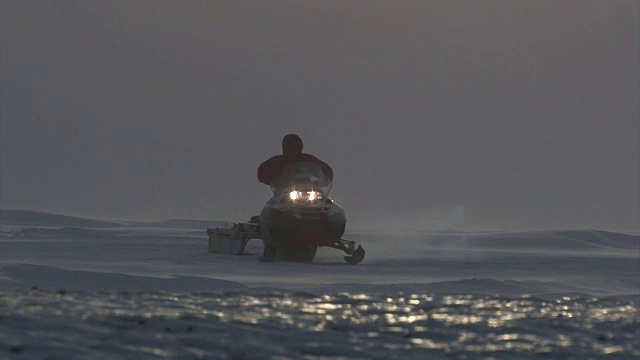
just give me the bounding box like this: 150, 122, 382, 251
207, 162, 365, 264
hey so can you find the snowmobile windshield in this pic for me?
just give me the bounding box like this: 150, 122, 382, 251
269, 162, 333, 196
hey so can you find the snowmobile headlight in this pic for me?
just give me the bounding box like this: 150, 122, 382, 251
289, 190, 323, 201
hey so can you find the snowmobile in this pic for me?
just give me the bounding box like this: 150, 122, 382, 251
207, 162, 365, 264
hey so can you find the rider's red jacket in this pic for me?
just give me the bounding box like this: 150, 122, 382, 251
258, 153, 333, 185
257, 134, 333, 185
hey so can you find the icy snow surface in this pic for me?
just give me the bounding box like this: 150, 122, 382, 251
1, 210, 639, 359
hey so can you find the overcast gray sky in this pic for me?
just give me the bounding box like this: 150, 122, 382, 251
1, 0, 638, 231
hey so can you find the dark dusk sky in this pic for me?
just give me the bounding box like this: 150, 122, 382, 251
1, 1, 638, 231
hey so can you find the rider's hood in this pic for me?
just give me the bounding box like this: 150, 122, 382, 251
282, 134, 303, 157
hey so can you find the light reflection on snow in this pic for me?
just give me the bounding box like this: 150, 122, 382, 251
1, 290, 638, 359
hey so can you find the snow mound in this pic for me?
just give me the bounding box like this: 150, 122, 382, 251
1, 210, 638, 359
2, 264, 246, 292
1, 209, 638, 298
0, 209, 123, 228
144, 219, 231, 230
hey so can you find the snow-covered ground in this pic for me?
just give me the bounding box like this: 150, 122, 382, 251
1, 209, 638, 359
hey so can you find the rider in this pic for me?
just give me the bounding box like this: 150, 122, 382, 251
255, 134, 363, 263
258, 134, 333, 185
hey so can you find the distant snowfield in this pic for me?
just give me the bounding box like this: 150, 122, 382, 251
1, 209, 638, 297
1, 209, 639, 358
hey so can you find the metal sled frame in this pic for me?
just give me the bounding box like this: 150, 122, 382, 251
207, 221, 360, 256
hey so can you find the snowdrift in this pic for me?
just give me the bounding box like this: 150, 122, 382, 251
1, 209, 638, 298
1, 210, 638, 359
